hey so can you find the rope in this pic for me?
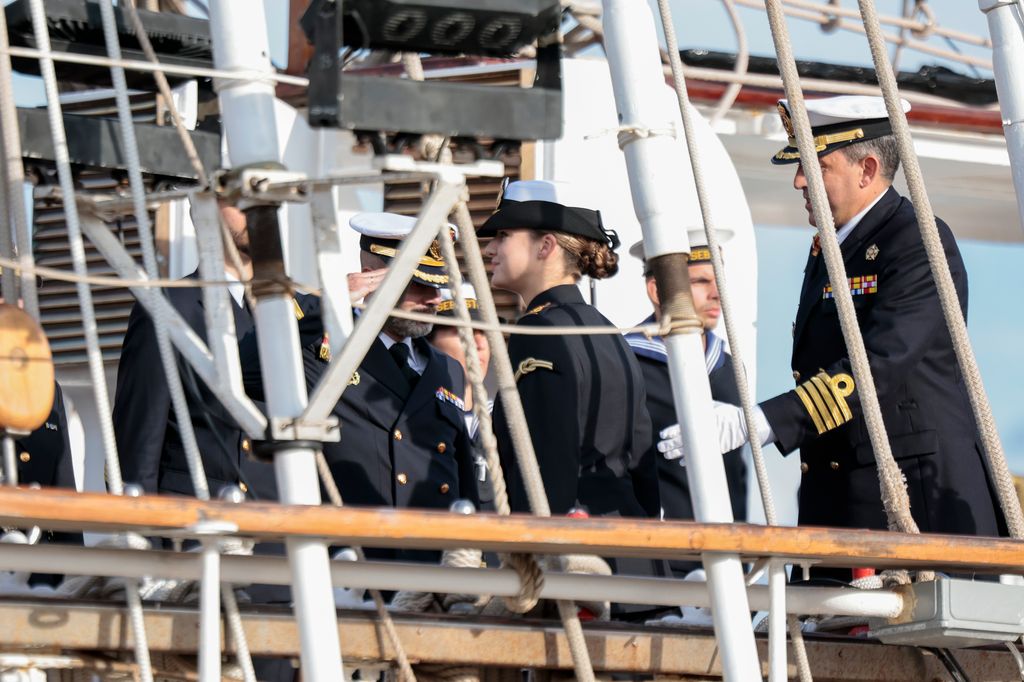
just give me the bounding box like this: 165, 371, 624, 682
449, 198, 595, 682
0, 44, 310, 87
434, 208, 546, 616
397, 50, 594, 679
98, 0, 211, 503
709, 0, 750, 125
763, 0, 919, 538
314, 450, 418, 682
26, 1, 155, 678
855, 0, 1024, 539
656, 0, 779, 531
0, 7, 37, 318
732, 0, 993, 70
657, 3, 804, 680
100, 3, 262, 676
119, 0, 257, 313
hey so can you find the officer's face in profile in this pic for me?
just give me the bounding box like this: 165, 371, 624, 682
483, 228, 538, 295
793, 150, 871, 229
219, 202, 250, 255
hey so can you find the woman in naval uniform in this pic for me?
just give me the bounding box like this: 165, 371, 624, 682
479, 180, 666, 614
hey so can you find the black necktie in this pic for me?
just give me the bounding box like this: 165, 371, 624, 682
389, 342, 420, 388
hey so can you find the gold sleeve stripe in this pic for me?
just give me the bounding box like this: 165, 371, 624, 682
795, 385, 827, 435
830, 373, 855, 421
801, 379, 836, 432
794, 370, 858, 435
810, 375, 844, 428
514, 358, 554, 382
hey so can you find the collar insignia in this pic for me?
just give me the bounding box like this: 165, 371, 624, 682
525, 302, 552, 316
865, 244, 879, 261
349, 370, 360, 386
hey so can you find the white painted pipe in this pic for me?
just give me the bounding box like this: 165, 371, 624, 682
601, 0, 761, 678
1, 544, 905, 620
979, 0, 1024, 234
767, 562, 787, 682
199, 540, 221, 682
206, 1, 344, 679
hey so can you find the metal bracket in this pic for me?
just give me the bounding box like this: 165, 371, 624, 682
215, 167, 311, 205
372, 154, 506, 178
269, 416, 341, 443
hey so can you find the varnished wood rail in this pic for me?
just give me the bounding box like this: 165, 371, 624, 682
0, 487, 1021, 572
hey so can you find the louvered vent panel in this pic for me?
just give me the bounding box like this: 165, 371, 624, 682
383, 145, 524, 322
32, 96, 158, 367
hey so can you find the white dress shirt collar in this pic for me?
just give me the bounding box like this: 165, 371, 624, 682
836, 187, 887, 245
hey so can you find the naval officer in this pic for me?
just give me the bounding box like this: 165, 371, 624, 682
625, 229, 748, 579
238, 212, 479, 563
479, 180, 668, 617
427, 283, 495, 510
658, 96, 1005, 558
113, 201, 277, 502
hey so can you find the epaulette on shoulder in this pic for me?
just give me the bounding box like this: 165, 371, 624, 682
524, 302, 552, 317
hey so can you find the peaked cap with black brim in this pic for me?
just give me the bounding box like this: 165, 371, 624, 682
771, 95, 911, 165
478, 180, 620, 250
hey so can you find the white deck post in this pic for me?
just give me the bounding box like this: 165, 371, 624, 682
979, 0, 1024, 234
206, 1, 345, 679
601, 1, 762, 679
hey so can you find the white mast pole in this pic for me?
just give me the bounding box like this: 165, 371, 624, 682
600, 1, 762, 679
206, 2, 345, 680
979, 0, 1024, 233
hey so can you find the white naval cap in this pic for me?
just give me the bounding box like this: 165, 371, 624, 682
436, 282, 481, 319
350, 211, 458, 288
628, 226, 735, 264
772, 95, 911, 165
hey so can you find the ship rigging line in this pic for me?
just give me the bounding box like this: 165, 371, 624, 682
856, 0, 1024, 539
763, 0, 923, 548
656, 2, 801, 680
96, 1, 256, 679
22, 0, 155, 679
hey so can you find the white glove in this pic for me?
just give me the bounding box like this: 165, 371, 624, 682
657, 402, 774, 461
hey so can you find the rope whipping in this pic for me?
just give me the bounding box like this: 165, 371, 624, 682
855, 0, 1024, 538
762, 0, 919, 537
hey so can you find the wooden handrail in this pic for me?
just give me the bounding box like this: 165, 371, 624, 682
0, 487, 1021, 572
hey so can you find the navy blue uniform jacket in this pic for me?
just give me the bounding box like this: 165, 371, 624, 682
16, 383, 82, 584
493, 285, 661, 521
113, 273, 277, 501
760, 187, 1003, 536
239, 295, 478, 515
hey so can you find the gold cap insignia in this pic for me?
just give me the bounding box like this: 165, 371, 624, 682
429, 239, 442, 261
777, 102, 794, 138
